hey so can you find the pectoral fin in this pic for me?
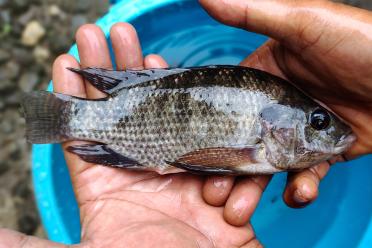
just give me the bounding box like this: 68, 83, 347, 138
166, 161, 238, 175
165, 147, 261, 175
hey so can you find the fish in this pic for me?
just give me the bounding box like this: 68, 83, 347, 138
21, 65, 356, 175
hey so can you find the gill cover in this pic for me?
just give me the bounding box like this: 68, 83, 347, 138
259, 104, 303, 169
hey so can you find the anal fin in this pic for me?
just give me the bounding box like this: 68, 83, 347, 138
67, 144, 142, 169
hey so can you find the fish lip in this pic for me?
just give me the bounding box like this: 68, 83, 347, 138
334, 133, 357, 154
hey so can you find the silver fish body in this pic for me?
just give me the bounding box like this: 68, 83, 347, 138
21, 65, 355, 175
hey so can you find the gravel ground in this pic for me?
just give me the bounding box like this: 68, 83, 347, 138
0, 0, 108, 238
0, 0, 370, 241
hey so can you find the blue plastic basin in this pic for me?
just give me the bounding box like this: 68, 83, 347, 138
32, 0, 372, 247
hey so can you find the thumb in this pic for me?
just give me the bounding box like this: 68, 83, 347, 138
0, 228, 71, 248
199, 0, 372, 51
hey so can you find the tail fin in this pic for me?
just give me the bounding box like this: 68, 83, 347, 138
21, 91, 74, 144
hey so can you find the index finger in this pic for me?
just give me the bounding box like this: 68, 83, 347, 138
110, 23, 144, 70
283, 162, 330, 208
76, 24, 112, 99
52, 55, 94, 189
199, 0, 371, 52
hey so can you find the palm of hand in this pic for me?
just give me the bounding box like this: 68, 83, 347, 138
242, 36, 372, 159
233, 1, 372, 158
245, 39, 372, 158
75, 167, 253, 247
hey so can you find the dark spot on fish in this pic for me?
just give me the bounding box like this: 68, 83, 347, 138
134, 72, 151, 77
201, 107, 209, 116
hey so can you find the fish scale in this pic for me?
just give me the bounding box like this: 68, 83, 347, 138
21, 65, 355, 175
67, 81, 276, 170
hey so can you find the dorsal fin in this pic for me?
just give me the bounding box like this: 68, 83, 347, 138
67, 67, 189, 95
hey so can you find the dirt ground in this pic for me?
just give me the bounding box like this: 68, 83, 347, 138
0, 0, 108, 237
0, 0, 370, 241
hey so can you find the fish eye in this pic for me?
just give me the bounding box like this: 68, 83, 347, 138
310, 109, 331, 130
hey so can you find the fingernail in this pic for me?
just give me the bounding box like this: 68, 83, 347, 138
213, 176, 229, 189
293, 189, 309, 205
232, 197, 249, 219
293, 183, 315, 207
80, 27, 101, 51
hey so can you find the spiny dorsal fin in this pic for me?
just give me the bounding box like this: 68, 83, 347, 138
67, 67, 189, 95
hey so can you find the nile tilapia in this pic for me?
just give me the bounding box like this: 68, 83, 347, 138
21, 65, 355, 175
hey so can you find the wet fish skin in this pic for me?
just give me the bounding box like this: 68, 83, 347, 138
21, 65, 355, 175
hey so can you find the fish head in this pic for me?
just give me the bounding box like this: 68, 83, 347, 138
259, 103, 356, 170
298, 106, 356, 166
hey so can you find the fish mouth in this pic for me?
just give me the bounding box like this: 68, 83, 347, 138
334, 133, 357, 154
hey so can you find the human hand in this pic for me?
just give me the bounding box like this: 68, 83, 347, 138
199, 0, 372, 208
0, 23, 263, 248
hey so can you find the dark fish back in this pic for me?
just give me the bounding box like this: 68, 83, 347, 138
125, 66, 311, 107
103, 67, 281, 170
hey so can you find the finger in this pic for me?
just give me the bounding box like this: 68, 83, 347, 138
53, 54, 86, 98
199, 0, 370, 52
200, 0, 304, 39
283, 162, 330, 208
76, 24, 112, 99
144, 54, 168, 68
224, 176, 271, 226
52, 55, 93, 183
328, 155, 347, 164
0, 228, 65, 248
203, 176, 235, 207
110, 23, 144, 70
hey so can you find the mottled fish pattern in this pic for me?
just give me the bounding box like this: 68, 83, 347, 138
21, 65, 355, 175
